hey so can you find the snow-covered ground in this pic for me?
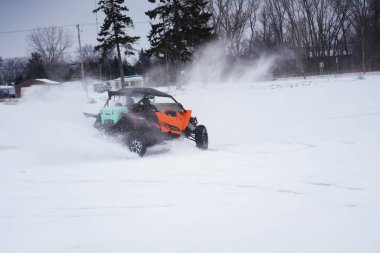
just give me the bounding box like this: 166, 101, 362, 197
1, 73, 380, 253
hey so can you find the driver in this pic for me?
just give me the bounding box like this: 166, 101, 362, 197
125, 96, 134, 108
142, 95, 156, 112
148, 95, 155, 105
134, 95, 156, 113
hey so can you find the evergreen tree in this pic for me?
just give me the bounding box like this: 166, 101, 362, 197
122, 59, 135, 76
134, 49, 152, 74
15, 74, 24, 85
138, 49, 151, 67
25, 52, 47, 80
146, 0, 213, 80
110, 56, 121, 79
93, 0, 139, 88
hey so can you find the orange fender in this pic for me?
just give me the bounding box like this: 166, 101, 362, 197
155, 110, 192, 134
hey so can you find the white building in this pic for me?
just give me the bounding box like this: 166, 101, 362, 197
111, 75, 144, 89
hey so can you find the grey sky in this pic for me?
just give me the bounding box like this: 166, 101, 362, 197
0, 0, 152, 59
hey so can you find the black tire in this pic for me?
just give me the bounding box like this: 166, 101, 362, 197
127, 133, 147, 157
195, 125, 208, 150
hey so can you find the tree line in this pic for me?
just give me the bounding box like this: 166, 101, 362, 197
209, 0, 380, 76
1, 0, 379, 86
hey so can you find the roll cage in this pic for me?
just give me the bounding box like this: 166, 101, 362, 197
105, 88, 185, 112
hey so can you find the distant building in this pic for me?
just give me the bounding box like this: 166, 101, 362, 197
110, 75, 144, 89
15, 79, 60, 98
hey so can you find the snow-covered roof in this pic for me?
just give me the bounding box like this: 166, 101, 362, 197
0, 86, 15, 91
114, 75, 143, 82
35, 79, 60, 84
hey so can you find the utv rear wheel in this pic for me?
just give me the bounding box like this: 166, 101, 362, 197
128, 133, 147, 157
195, 125, 208, 150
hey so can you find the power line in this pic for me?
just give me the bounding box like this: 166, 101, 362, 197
0, 21, 150, 35
0, 28, 35, 34
0, 24, 85, 35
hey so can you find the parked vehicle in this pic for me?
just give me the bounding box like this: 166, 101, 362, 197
0, 86, 16, 98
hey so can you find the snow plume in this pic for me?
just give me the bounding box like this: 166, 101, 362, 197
0, 82, 130, 169
184, 41, 276, 86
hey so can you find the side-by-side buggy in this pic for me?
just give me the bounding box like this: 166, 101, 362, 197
84, 88, 208, 156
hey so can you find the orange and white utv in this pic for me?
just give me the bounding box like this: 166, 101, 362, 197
84, 88, 208, 156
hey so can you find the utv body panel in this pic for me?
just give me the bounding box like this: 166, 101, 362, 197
100, 106, 128, 125
155, 110, 192, 134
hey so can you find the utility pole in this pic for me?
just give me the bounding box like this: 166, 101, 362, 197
76, 24, 87, 97
361, 24, 366, 74
95, 0, 102, 80
336, 57, 339, 74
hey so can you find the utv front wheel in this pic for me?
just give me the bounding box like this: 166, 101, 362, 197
128, 133, 147, 157
195, 125, 208, 150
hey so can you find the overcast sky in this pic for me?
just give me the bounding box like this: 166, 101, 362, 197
0, 0, 152, 59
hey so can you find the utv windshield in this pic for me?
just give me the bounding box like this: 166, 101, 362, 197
151, 96, 183, 112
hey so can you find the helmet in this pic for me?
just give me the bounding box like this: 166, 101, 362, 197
148, 95, 155, 104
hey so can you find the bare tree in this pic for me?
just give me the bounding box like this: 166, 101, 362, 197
208, 0, 229, 38
209, 0, 258, 55
27, 27, 73, 79
0, 57, 28, 84
76, 44, 102, 78
246, 0, 260, 56
331, 0, 352, 56
266, 0, 286, 47
280, 0, 308, 76
258, 3, 272, 48
283, 0, 338, 59
347, 0, 371, 73
368, 0, 380, 69
79, 45, 100, 64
